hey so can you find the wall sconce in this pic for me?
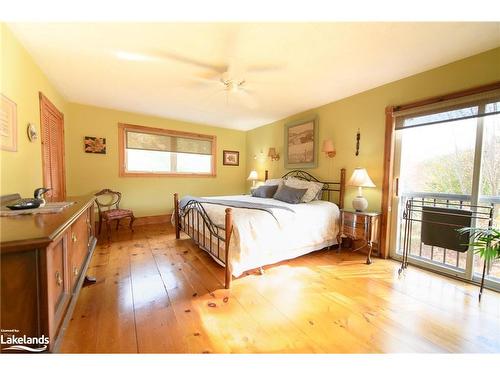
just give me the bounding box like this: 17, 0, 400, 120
268, 147, 280, 161
322, 139, 336, 158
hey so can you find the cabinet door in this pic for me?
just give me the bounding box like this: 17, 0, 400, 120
69, 210, 90, 291
0, 251, 39, 351
46, 232, 70, 341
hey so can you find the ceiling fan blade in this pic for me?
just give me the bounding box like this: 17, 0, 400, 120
245, 63, 286, 73
196, 87, 227, 110
155, 50, 227, 73
188, 76, 219, 85
236, 89, 259, 109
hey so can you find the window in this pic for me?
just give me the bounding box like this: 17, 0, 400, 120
118, 123, 216, 177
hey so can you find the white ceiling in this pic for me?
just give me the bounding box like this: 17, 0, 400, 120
8, 22, 500, 131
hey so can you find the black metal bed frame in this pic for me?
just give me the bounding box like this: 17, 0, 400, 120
399, 197, 494, 301
173, 168, 346, 288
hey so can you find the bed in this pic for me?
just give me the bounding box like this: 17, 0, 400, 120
173, 169, 346, 288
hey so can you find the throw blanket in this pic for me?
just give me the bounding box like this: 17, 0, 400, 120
179, 195, 295, 221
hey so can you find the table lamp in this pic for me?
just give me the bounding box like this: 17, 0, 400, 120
247, 170, 259, 188
347, 168, 375, 212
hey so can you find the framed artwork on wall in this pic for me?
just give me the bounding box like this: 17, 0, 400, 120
1, 94, 18, 152
284, 116, 318, 169
223, 150, 239, 166
84, 136, 106, 154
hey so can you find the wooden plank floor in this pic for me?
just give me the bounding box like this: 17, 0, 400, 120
59, 224, 500, 353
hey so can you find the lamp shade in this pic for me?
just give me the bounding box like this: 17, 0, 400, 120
322, 139, 335, 153
347, 168, 376, 188
247, 170, 259, 181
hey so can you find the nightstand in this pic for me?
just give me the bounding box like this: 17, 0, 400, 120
337, 209, 381, 264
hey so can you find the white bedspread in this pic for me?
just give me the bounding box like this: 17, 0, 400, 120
191, 195, 340, 277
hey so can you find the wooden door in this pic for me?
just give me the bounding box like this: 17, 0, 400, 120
39, 93, 66, 202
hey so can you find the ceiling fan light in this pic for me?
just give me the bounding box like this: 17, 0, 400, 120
230, 82, 239, 92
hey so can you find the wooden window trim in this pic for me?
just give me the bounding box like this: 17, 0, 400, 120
118, 123, 217, 177
380, 81, 500, 259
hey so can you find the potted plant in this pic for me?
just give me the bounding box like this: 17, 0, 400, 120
458, 226, 500, 301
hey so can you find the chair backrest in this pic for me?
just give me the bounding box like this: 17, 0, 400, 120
95, 189, 122, 213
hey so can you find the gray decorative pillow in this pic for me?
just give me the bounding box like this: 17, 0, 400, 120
273, 185, 308, 204
285, 177, 324, 203
251, 185, 279, 198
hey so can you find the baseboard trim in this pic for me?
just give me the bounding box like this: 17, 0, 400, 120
134, 214, 171, 226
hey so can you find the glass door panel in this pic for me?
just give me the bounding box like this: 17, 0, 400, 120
392, 99, 500, 292
475, 108, 500, 285
394, 118, 477, 275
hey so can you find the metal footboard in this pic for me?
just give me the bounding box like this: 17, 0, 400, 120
174, 193, 234, 288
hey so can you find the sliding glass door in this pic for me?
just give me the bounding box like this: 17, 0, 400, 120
475, 104, 500, 286
390, 95, 500, 291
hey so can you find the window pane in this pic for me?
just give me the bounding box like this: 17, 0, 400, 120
176, 153, 212, 173
399, 118, 477, 195
475, 111, 500, 280
126, 149, 172, 172
176, 137, 212, 155
485, 101, 500, 114
402, 106, 478, 128
127, 131, 173, 152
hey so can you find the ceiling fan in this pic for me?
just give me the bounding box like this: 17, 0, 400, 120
158, 50, 285, 110
117, 48, 283, 110
189, 70, 259, 110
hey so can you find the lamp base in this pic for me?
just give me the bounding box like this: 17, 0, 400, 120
352, 196, 368, 212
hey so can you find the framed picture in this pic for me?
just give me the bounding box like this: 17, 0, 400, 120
284, 116, 318, 169
84, 136, 106, 154
1, 94, 18, 152
223, 150, 239, 166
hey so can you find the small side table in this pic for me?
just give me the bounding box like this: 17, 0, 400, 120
337, 209, 381, 264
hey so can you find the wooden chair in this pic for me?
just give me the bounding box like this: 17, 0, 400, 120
95, 189, 135, 241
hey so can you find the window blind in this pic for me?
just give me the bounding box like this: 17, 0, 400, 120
126, 130, 213, 155
395, 89, 500, 130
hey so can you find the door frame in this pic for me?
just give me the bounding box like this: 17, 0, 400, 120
380, 81, 500, 259
39, 92, 66, 201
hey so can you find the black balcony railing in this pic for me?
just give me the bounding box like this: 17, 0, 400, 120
397, 192, 499, 278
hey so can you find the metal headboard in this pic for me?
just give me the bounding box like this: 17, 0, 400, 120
278, 169, 346, 208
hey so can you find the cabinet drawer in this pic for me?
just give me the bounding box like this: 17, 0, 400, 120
343, 212, 368, 229
69, 210, 89, 290
343, 225, 366, 240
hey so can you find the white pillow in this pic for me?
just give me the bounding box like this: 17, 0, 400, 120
264, 178, 284, 187
285, 177, 323, 203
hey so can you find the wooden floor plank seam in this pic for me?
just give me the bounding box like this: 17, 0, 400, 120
127, 242, 140, 353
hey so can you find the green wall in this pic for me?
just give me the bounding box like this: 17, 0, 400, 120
0, 24, 68, 198
246, 47, 500, 211
66, 103, 247, 217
